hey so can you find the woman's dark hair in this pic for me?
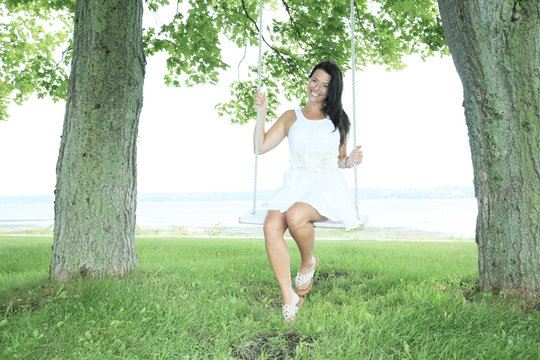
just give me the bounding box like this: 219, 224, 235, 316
309, 60, 350, 146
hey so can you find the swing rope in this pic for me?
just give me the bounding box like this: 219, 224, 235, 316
350, 0, 359, 217
252, 0, 264, 215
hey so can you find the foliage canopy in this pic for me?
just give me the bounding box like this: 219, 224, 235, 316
0, 0, 446, 122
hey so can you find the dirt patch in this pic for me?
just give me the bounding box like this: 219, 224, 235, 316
522, 298, 540, 311
232, 331, 313, 360
458, 280, 540, 310
0, 283, 74, 318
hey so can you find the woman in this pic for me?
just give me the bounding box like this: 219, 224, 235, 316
254, 60, 363, 323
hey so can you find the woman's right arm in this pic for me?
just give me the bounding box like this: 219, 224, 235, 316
253, 92, 294, 154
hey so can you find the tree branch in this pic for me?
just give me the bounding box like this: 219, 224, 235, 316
237, 43, 248, 82
144, 0, 158, 12
240, 0, 291, 65
281, 0, 302, 39
352, 0, 374, 54
280, 0, 319, 51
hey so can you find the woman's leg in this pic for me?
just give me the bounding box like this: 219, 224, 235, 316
285, 202, 326, 288
263, 210, 297, 305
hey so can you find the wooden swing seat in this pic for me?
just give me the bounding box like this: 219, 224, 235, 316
239, 209, 368, 230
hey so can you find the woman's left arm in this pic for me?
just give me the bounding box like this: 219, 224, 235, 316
338, 142, 363, 169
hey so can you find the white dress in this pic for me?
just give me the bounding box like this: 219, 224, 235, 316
264, 109, 359, 230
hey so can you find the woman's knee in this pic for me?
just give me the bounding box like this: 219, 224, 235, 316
285, 206, 309, 230
264, 214, 286, 239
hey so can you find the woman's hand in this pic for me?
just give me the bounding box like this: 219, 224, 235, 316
254, 90, 268, 113
346, 145, 363, 167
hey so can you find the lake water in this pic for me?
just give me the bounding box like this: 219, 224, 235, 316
0, 198, 477, 237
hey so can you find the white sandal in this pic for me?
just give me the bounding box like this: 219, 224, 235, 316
282, 295, 304, 324
295, 257, 319, 296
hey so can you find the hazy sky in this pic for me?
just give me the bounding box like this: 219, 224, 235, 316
0, 52, 473, 197
0, 6, 473, 197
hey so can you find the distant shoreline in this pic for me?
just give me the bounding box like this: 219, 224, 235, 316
0, 198, 478, 236
0, 186, 474, 204
0, 224, 475, 242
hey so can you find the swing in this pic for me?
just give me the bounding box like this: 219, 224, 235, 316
239, 0, 368, 230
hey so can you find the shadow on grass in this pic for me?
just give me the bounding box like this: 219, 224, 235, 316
316, 268, 351, 280
313, 267, 383, 295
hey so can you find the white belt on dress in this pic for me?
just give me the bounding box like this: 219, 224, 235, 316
289, 151, 338, 170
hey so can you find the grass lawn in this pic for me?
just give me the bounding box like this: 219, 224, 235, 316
0, 236, 538, 359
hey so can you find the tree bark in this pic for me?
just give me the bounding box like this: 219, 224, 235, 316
437, 0, 539, 298
51, 0, 145, 281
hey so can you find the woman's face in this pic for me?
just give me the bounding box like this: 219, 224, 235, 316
307, 69, 331, 104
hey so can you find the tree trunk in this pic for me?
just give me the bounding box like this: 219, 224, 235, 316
51, 0, 145, 281
437, 1, 539, 298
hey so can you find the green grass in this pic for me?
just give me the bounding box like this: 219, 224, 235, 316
0, 236, 538, 359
